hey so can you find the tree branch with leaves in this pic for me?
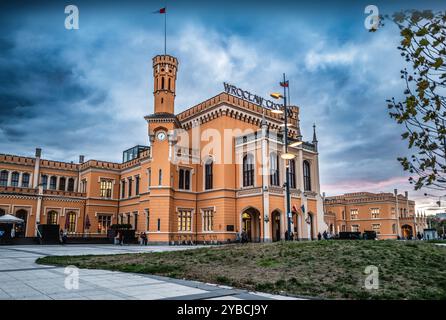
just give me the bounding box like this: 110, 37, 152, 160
387, 10, 446, 190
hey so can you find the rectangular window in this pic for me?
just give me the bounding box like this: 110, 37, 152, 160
351, 224, 360, 232
128, 178, 132, 197
0, 171, 8, 187
81, 179, 87, 193
179, 168, 191, 190
145, 209, 149, 231
178, 209, 192, 231
135, 176, 140, 195
372, 224, 381, 234
342, 210, 346, 220
100, 179, 113, 198
341, 225, 346, 232
350, 209, 359, 220
41, 175, 48, 190
157, 218, 161, 231
203, 209, 214, 232
21, 173, 30, 188
121, 180, 125, 198
371, 208, 380, 219
97, 215, 112, 234
148, 169, 151, 189
50, 176, 57, 190
159, 169, 162, 186
133, 211, 138, 231
11, 172, 19, 187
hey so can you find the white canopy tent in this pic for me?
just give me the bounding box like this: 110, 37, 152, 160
0, 214, 24, 224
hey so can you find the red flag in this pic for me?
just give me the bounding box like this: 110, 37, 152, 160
153, 7, 166, 14
280, 81, 289, 87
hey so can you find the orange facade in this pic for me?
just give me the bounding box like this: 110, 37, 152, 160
324, 192, 428, 239
0, 54, 326, 244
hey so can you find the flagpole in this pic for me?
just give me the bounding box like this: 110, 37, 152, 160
164, 8, 167, 55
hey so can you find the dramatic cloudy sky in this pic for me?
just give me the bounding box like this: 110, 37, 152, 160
0, 0, 445, 213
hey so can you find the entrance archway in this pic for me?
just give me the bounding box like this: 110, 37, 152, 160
241, 207, 261, 242
15, 209, 28, 237
401, 224, 413, 239
271, 210, 281, 241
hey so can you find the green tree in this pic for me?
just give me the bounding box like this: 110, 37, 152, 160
387, 10, 446, 190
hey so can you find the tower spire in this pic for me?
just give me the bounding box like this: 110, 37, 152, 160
312, 123, 318, 151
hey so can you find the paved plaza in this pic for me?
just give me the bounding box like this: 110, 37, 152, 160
0, 245, 300, 300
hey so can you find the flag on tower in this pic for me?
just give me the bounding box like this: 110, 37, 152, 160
280, 80, 289, 87
153, 7, 166, 14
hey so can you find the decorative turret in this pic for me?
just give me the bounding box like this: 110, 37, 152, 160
312, 123, 318, 151
153, 55, 178, 114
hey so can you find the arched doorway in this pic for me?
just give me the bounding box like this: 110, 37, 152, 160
401, 225, 413, 239
271, 210, 281, 242
15, 209, 28, 237
308, 212, 315, 240
241, 207, 261, 242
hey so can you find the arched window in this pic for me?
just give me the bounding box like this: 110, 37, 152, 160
161, 77, 165, 89
243, 154, 254, 187
67, 178, 75, 192
303, 160, 311, 191
41, 175, 48, 189
168, 78, 171, 91
289, 159, 296, 189
22, 173, 30, 188
49, 176, 57, 190
11, 172, 19, 187
270, 153, 279, 186
158, 169, 162, 186
47, 210, 58, 224
205, 159, 213, 190
59, 177, 66, 191
0, 170, 8, 186
66, 211, 77, 233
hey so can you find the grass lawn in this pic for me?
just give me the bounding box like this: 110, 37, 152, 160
36, 241, 446, 299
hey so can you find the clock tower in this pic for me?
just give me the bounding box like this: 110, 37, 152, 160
145, 54, 180, 243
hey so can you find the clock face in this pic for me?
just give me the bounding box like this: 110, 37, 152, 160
157, 131, 166, 141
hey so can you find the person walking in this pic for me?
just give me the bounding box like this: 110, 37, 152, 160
317, 232, 322, 241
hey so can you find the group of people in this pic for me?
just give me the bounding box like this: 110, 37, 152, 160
59, 229, 68, 244
317, 231, 334, 240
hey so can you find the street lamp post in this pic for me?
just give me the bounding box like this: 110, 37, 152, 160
271, 73, 293, 241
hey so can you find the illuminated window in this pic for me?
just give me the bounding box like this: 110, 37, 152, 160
97, 215, 112, 234
100, 179, 113, 198
350, 209, 359, 220
371, 208, 380, 219
372, 224, 381, 234
178, 209, 192, 232
202, 209, 214, 232
47, 211, 58, 224
66, 211, 77, 233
